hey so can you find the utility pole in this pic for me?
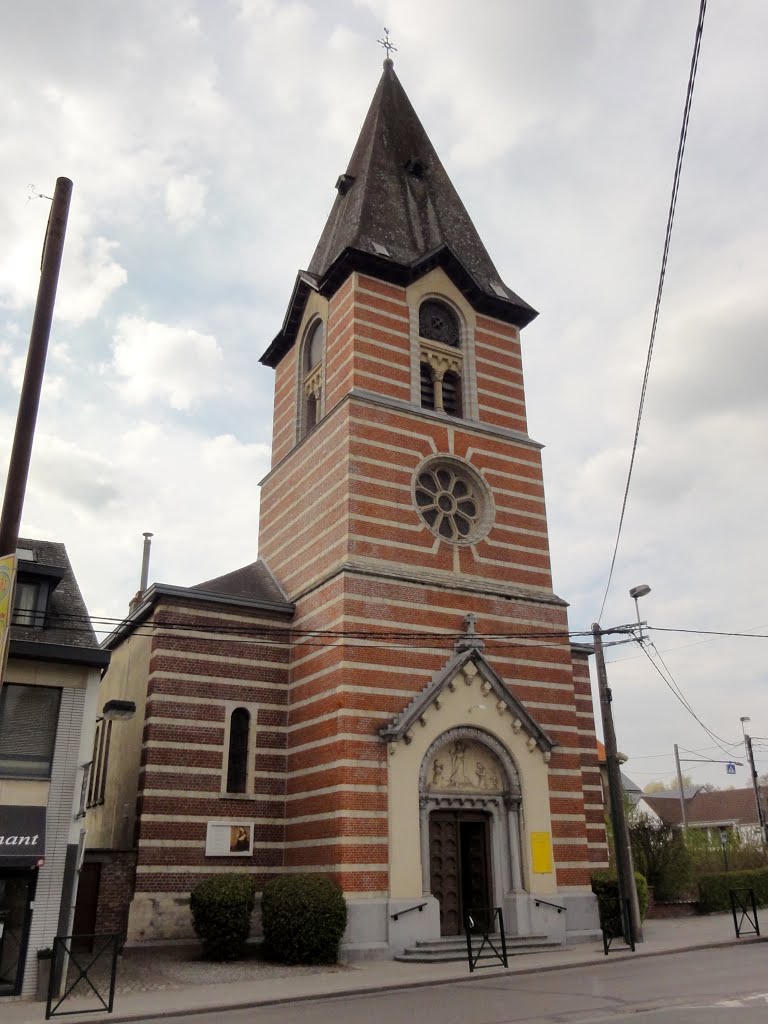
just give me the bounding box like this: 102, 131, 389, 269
674, 743, 688, 828
592, 622, 643, 943
0, 177, 73, 558
744, 734, 768, 843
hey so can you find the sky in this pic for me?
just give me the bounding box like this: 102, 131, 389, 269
1, 0, 766, 792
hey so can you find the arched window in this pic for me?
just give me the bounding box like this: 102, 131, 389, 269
418, 300, 463, 418
226, 707, 250, 794
301, 320, 324, 438
419, 300, 460, 347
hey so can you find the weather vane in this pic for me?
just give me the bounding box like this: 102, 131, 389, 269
377, 27, 397, 63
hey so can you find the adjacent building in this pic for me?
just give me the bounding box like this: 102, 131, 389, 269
0, 540, 109, 999
83, 59, 608, 956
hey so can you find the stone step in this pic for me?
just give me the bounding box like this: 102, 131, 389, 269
395, 935, 561, 964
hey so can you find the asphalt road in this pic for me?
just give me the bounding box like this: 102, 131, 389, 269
138, 943, 768, 1024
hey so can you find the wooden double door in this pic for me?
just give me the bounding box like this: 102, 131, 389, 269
429, 811, 492, 936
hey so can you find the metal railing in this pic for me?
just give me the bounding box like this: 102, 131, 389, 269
534, 898, 566, 914
390, 902, 428, 921
598, 896, 635, 956
464, 906, 508, 972
46, 934, 120, 1019
730, 888, 760, 939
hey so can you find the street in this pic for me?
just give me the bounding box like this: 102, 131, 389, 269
138, 943, 768, 1024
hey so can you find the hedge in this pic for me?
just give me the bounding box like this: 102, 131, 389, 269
261, 873, 347, 964
592, 871, 648, 937
698, 866, 768, 913
190, 874, 256, 961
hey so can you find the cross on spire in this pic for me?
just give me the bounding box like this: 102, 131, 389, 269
377, 27, 397, 65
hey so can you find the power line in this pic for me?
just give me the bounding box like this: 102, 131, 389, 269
650, 626, 768, 640
598, 0, 708, 620
640, 641, 737, 757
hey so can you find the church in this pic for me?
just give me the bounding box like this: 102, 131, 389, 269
82, 56, 607, 957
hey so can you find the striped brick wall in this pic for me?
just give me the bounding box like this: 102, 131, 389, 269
133, 598, 291, 897
255, 270, 606, 895
572, 649, 609, 870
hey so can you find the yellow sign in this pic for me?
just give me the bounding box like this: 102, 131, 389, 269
531, 831, 553, 874
0, 553, 18, 685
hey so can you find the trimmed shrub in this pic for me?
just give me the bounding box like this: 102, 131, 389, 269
190, 874, 256, 961
592, 870, 648, 937
261, 873, 347, 965
698, 865, 768, 913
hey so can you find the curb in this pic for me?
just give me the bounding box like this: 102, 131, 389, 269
50, 933, 767, 1024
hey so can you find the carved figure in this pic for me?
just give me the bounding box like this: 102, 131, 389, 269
431, 758, 445, 787
475, 761, 487, 788
449, 740, 470, 786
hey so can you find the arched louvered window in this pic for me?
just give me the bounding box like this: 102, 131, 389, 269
419, 300, 460, 347
226, 707, 250, 794
420, 362, 435, 410
442, 370, 462, 417
300, 319, 324, 439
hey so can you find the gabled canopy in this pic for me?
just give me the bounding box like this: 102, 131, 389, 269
380, 639, 555, 756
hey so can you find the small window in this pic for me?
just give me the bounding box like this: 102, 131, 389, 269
305, 321, 324, 373
226, 707, 250, 794
13, 579, 46, 628
0, 683, 61, 778
301, 320, 324, 439
419, 300, 460, 347
87, 718, 113, 808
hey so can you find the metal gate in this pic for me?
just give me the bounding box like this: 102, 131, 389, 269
45, 934, 120, 1019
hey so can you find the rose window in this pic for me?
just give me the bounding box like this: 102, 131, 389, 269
415, 463, 487, 542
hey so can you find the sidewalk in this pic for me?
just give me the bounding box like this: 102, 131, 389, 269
3, 913, 764, 1024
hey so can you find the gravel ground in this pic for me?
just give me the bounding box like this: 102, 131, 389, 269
62, 943, 348, 1001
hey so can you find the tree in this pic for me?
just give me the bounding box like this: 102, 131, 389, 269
644, 774, 694, 795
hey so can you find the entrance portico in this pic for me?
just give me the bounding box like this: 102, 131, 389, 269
382, 629, 566, 953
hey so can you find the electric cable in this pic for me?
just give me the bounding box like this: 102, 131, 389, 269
598, 0, 708, 620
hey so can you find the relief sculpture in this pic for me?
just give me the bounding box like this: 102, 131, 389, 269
427, 739, 504, 793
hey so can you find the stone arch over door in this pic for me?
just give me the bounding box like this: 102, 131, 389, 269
419, 727, 525, 932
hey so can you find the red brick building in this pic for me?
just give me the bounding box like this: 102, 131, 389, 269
85, 59, 607, 955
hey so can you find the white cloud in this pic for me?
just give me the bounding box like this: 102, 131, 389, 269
110, 315, 225, 410
165, 174, 208, 231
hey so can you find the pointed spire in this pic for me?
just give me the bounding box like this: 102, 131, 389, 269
307, 63, 536, 327
261, 63, 536, 368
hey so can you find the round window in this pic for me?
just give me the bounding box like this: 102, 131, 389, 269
413, 459, 493, 544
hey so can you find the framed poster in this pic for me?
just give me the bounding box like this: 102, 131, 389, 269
205, 821, 254, 857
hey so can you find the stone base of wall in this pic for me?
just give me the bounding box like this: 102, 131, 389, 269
124, 889, 599, 956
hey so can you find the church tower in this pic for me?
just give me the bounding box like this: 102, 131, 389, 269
258, 58, 606, 952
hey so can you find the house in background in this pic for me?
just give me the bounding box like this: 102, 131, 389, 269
0, 539, 109, 1000
638, 787, 768, 842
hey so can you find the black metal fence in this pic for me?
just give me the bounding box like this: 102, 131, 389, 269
464, 906, 508, 972
598, 896, 635, 955
730, 888, 760, 939
45, 934, 120, 1019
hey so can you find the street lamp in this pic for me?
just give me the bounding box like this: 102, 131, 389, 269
629, 584, 651, 641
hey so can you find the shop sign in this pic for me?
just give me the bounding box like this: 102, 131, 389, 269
0, 805, 46, 862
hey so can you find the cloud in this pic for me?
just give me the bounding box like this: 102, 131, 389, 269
110, 315, 225, 410
165, 174, 208, 232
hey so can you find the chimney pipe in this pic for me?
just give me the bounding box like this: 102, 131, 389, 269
139, 532, 153, 593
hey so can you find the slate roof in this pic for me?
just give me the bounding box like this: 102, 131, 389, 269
190, 559, 291, 608
261, 61, 537, 367
11, 537, 102, 653
642, 787, 768, 828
